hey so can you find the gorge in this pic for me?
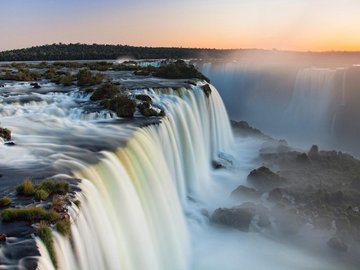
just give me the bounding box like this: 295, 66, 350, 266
0, 59, 359, 270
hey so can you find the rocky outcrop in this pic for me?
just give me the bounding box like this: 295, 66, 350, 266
230, 185, 261, 201
0, 233, 6, 242
30, 82, 41, 89
212, 205, 255, 232
247, 166, 285, 192
231, 120, 272, 139
327, 237, 348, 252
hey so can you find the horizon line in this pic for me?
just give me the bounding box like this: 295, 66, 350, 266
2, 42, 360, 54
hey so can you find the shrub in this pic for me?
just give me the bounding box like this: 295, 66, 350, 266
16, 179, 35, 196
1, 207, 60, 223
153, 60, 210, 82
38, 179, 70, 195
136, 94, 152, 103
90, 82, 119, 101
0, 127, 11, 141
138, 102, 159, 117
37, 222, 57, 267
34, 189, 50, 201
101, 96, 136, 118
56, 219, 71, 237
0, 197, 11, 207
77, 69, 105, 86
59, 72, 74, 86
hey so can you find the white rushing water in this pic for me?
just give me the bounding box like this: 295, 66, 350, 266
34, 84, 233, 270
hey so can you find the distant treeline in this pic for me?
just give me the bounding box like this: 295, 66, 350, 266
0, 43, 232, 61
2, 43, 360, 65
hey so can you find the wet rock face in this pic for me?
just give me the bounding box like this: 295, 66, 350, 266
327, 237, 348, 252
211, 206, 255, 232
247, 166, 286, 192
230, 185, 261, 201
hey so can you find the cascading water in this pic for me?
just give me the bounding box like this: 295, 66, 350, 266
282, 68, 337, 141
36, 85, 234, 270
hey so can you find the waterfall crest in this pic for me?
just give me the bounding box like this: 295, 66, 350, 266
38, 85, 233, 270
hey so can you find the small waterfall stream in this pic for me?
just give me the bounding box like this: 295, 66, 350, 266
36, 85, 233, 270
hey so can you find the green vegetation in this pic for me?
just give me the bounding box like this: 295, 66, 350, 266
0, 127, 11, 141
101, 96, 136, 118
0, 69, 41, 81
34, 189, 50, 201
16, 179, 36, 196
1, 207, 60, 223
37, 222, 57, 267
138, 101, 164, 117
153, 60, 209, 82
16, 179, 70, 200
0, 43, 223, 61
136, 94, 152, 103
55, 219, 71, 237
0, 197, 11, 207
90, 82, 120, 101
58, 72, 74, 86
77, 69, 105, 86
74, 200, 81, 208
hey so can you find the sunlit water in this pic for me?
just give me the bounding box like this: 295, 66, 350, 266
0, 81, 356, 270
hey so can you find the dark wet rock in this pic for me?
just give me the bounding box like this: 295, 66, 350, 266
231, 185, 261, 201
4, 141, 16, 146
296, 153, 310, 163
247, 166, 286, 192
212, 160, 225, 169
329, 190, 343, 204
0, 233, 6, 242
257, 213, 271, 228
268, 188, 284, 202
30, 82, 41, 89
201, 84, 212, 97
0, 84, 5, 87
231, 120, 273, 139
308, 145, 319, 157
211, 205, 255, 232
350, 178, 360, 190
138, 101, 162, 117
327, 237, 348, 252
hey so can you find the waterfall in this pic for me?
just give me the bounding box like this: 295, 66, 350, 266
282, 68, 337, 140
37, 85, 233, 270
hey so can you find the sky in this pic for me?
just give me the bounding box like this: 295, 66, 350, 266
1, 0, 360, 51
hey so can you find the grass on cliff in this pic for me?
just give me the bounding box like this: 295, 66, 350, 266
0, 197, 12, 207
37, 222, 57, 268
16, 179, 70, 201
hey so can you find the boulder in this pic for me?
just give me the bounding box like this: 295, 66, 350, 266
0, 233, 6, 242
211, 205, 255, 232
350, 178, 360, 190
296, 153, 310, 163
268, 188, 284, 202
308, 145, 319, 156
30, 82, 41, 89
212, 160, 225, 169
247, 166, 285, 192
230, 185, 261, 201
327, 237, 348, 252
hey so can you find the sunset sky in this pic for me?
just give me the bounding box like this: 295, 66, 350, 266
1, 0, 360, 51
